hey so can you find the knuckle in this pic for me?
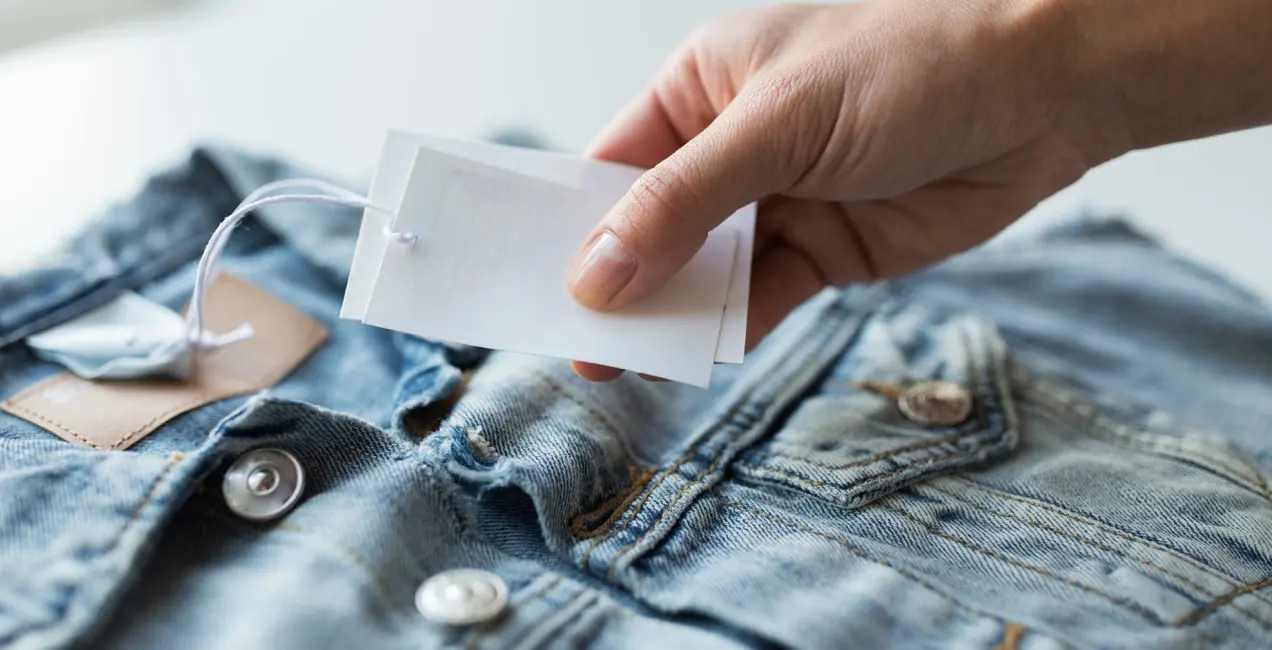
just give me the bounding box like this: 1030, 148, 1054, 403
614, 165, 707, 254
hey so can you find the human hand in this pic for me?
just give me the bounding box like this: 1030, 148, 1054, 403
565, 0, 1114, 382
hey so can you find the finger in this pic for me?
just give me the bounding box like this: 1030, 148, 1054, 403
586, 90, 687, 169
568, 83, 793, 312
570, 360, 624, 382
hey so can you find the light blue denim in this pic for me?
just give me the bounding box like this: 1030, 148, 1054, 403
1, 148, 1270, 650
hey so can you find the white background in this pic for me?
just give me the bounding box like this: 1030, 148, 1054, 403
0, 0, 1269, 300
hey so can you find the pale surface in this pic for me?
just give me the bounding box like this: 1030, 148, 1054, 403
0, 0, 1269, 303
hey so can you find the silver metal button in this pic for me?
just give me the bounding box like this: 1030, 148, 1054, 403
222, 448, 305, 521
415, 569, 509, 625
897, 381, 973, 427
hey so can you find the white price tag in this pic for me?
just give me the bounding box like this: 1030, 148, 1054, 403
341, 130, 756, 387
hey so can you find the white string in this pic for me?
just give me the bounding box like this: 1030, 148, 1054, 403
185, 181, 415, 353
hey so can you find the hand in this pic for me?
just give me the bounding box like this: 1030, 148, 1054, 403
564, 0, 1107, 382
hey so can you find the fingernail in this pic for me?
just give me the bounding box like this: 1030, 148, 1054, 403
569, 231, 636, 308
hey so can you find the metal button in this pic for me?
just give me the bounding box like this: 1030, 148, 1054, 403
222, 448, 305, 521
415, 569, 509, 625
897, 381, 973, 427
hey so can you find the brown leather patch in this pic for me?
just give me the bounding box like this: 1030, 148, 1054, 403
1, 274, 327, 450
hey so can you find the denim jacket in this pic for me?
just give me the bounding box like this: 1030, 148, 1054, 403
1, 148, 1270, 650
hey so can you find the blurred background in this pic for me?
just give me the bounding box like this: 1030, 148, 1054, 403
1, 0, 1270, 299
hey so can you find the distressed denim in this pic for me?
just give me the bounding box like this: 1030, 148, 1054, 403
1, 148, 1270, 650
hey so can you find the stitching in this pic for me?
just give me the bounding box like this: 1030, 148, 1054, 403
577, 398, 750, 571
108, 390, 245, 450
109, 317, 325, 450
578, 297, 868, 563
516, 574, 563, 606
570, 469, 657, 540
2, 371, 76, 407
535, 373, 638, 465
2, 454, 186, 647
877, 502, 1166, 623
606, 446, 731, 580
992, 622, 1025, 650
2, 315, 324, 451
949, 477, 1263, 593
719, 498, 1006, 624
2, 399, 102, 448
921, 484, 1272, 628
465, 575, 563, 650
1180, 577, 1272, 626
105, 452, 182, 550
514, 587, 598, 650
745, 324, 1004, 472
603, 303, 1012, 580
1020, 383, 1272, 501
761, 433, 966, 470
735, 453, 970, 490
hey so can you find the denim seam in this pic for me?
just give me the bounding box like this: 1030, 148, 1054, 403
949, 476, 1266, 593
1024, 396, 1272, 503
734, 452, 976, 492
575, 301, 847, 570
992, 622, 1026, 650
511, 587, 599, 650
535, 372, 642, 468
3, 453, 185, 647
719, 498, 1009, 624
877, 501, 1168, 622
595, 295, 905, 580
606, 442, 732, 581
576, 416, 727, 570
514, 574, 563, 606
757, 430, 979, 470
880, 500, 1272, 627
463, 575, 564, 650
602, 296, 1013, 582
571, 468, 658, 540
1016, 373, 1271, 500
1180, 577, 1272, 626
753, 429, 992, 470
919, 483, 1272, 627
738, 319, 1010, 488
597, 312, 864, 577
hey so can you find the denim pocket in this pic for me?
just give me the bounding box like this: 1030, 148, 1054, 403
733, 301, 1019, 508
1013, 362, 1272, 502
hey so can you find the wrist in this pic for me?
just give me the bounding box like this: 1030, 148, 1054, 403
991, 0, 1135, 167
1012, 0, 1272, 160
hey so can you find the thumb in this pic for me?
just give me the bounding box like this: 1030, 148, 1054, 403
567, 87, 789, 310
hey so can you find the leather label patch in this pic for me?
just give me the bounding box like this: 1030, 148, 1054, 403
1, 274, 327, 450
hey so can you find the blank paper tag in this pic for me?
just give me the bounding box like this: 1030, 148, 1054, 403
342, 130, 756, 369
1, 275, 327, 450
361, 147, 737, 387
